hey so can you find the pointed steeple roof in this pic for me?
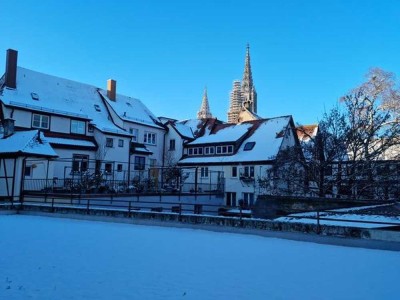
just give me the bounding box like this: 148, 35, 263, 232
197, 87, 212, 119
242, 44, 253, 93
241, 44, 257, 113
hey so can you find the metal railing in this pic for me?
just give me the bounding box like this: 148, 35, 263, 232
23, 178, 224, 196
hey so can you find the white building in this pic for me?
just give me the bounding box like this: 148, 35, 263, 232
178, 116, 300, 207
0, 49, 164, 195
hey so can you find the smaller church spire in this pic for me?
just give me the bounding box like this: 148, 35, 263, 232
197, 87, 213, 119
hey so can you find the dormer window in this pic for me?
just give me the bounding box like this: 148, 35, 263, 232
204, 147, 215, 155
216, 145, 233, 154
244, 142, 256, 151
94, 104, 101, 112
31, 93, 39, 100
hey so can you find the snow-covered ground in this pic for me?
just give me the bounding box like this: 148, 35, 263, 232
275, 204, 400, 229
1, 215, 399, 300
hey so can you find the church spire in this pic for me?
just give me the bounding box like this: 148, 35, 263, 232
197, 87, 212, 119
242, 44, 253, 92
241, 44, 257, 113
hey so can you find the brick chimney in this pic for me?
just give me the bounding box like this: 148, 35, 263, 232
3, 118, 15, 138
107, 79, 116, 101
5, 49, 18, 89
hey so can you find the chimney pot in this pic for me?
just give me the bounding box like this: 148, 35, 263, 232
5, 49, 18, 89
107, 79, 116, 101
3, 118, 15, 138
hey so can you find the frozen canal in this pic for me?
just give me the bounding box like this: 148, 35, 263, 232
1, 215, 399, 299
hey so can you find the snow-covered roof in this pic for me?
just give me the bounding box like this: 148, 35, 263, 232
188, 123, 252, 145
178, 119, 204, 137
99, 90, 163, 129
0, 67, 128, 136
131, 143, 153, 155
173, 123, 194, 139
0, 130, 58, 157
44, 136, 97, 148
179, 116, 292, 164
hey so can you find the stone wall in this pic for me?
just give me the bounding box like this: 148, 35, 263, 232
17, 204, 373, 240
253, 195, 388, 219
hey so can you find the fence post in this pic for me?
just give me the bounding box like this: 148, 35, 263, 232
240, 205, 243, 227
128, 201, 131, 218
316, 210, 321, 234
51, 197, 55, 213
86, 199, 90, 214
179, 203, 182, 222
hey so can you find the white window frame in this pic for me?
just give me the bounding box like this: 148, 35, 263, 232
71, 119, 85, 135
231, 166, 237, 178
144, 132, 156, 145
200, 167, 209, 178
32, 114, 49, 129
129, 128, 139, 142
106, 138, 113, 148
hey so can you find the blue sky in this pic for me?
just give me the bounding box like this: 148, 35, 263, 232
1, 0, 399, 125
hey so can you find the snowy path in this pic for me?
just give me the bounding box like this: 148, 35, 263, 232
1, 215, 399, 300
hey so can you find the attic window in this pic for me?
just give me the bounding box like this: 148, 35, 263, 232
31, 93, 39, 100
126, 102, 132, 107
94, 104, 101, 112
244, 142, 256, 151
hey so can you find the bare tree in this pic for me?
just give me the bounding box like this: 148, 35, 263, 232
266, 68, 400, 200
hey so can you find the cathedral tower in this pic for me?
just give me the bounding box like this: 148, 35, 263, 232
241, 44, 257, 113
227, 45, 258, 123
197, 87, 213, 119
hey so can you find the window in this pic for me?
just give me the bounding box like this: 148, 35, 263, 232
71, 119, 85, 135
117, 164, 123, 172
32, 114, 49, 129
169, 139, 176, 151
144, 132, 156, 145
216, 145, 233, 154
244, 142, 255, 151
231, 166, 237, 177
106, 138, 113, 147
188, 148, 193, 155
242, 166, 254, 178
243, 193, 254, 207
226, 192, 237, 207
150, 159, 157, 167
118, 139, 124, 147
72, 154, 89, 173
24, 166, 32, 177
88, 124, 94, 133
200, 167, 209, 178
105, 163, 113, 174
204, 147, 215, 155
31, 92, 39, 100
94, 104, 101, 112
134, 156, 145, 170
129, 128, 138, 142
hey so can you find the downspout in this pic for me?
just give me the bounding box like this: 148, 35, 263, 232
161, 130, 166, 189
127, 141, 131, 186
